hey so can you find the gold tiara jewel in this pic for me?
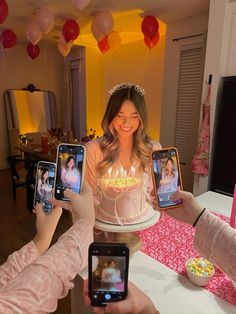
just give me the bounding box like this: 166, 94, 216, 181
109, 83, 145, 96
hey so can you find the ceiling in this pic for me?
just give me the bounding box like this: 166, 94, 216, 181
2, 0, 210, 47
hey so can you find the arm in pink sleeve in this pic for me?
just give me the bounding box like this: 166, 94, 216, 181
0, 241, 38, 288
193, 210, 236, 281
0, 219, 93, 314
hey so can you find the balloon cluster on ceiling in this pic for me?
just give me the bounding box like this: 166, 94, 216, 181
0, 0, 160, 60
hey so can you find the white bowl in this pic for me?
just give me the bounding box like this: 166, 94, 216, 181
186, 258, 215, 287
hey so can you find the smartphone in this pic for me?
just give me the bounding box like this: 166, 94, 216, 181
54, 143, 85, 201
89, 242, 129, 307
34, 161, 56, 213
151, 147, 183, 210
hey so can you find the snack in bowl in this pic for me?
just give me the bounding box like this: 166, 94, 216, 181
186, 257, 215, 286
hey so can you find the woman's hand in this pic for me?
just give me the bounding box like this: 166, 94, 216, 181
51, 180, 95, 225
83, 279, 158, 314
165, 190, 204, 225
33, 204, 62, 255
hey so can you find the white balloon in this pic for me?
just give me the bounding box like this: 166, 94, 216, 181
35, 7, 54, 34
93, 11, 114, 36
25, 21, 43, 45
72, 0, 92, 10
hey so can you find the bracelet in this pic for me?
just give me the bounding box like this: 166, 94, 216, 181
192, 208, 206, 227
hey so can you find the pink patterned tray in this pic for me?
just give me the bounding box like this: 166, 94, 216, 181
136, 213, 236, 305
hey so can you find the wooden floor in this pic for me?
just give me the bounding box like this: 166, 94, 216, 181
0, 169, 72, 314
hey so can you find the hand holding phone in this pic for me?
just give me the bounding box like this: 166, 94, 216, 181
34, 161, 56, 213
54, 143, 85, 201
151, 147, 183, 210
89, 242, 129, 306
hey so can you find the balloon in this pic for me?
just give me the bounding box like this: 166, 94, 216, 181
58, 40, 71, 57
98, 35, 109, 53
63, 19, 80, 42
26, 21, 43, 45
141, 15, 159, 40
35, 7, 54, 34
93, 12, 114, 36
91, 20, 104, 41
72, 0, 92, 10
0, 0, 8, 24
1, 29, 17, 48
107, 31, 121, 51
144, 32, 160, 49
26, 42, 40, 59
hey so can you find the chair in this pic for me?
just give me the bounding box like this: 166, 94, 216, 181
7, 154, 37, 209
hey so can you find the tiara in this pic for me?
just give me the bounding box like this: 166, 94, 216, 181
109, 83, 145, 96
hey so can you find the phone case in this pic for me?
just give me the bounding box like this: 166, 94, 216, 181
33, 161, 56, 210
151, 147, 183, 211
54, 143, 86, 201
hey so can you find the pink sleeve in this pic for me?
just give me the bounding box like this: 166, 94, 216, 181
0, 241, 38, 288
194, 210, 236, 281
0, 219, 93, 314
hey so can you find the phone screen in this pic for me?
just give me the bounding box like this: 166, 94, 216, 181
34, 161, 56, 213
89, 243, 129, 306
152, 148, 182, 209
55, 144, 85, 201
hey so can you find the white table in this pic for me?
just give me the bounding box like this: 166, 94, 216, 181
71, 191, 235, 314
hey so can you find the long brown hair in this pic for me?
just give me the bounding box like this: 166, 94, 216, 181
98, 85, 152, 176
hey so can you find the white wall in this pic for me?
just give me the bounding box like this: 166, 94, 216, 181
160, 13, 209, 147
193, 0, 235, 195
0, 42, 63, 169
102, 35, 166, 140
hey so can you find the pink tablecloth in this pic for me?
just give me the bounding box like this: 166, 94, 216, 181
136, 213, 236, 305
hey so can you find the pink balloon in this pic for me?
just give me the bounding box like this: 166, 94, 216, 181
26, 42, 40, 59
35, 7, 54, 34
72, 0, 92, 10
93, 11, 114, 36
59, 32, 74, 50
1, 28, 17, 48
91, 19, 103, 41
0, 0, 8, 24
26, 21, 43, 45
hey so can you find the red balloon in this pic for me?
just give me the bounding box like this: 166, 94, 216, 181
63, 19, 80, 42
0, 0, 8, 24
141, 15, 159, 40
98, 35, 109, 53
144, 32, 160, 49
1, 29, 17, 48
26, 42, 40, 59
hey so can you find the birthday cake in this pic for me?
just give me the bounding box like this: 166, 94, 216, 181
96, 168, 152, 225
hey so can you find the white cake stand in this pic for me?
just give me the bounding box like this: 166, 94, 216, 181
94, 209, 161, 254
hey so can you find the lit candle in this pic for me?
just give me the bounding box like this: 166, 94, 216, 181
131, 166, 135, 183
115, 169, 119, 185
108, 167, 112, 178
124, 170, 127, 187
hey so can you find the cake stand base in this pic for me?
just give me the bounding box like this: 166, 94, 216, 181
94, 210, 161, 254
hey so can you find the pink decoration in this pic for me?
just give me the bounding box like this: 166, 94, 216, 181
58, 33, 74, 57
141, 15, 159, 40
26, 21, 43, 45
0, 0, 8, 24
1, 29, 17, 48
35, 7, 54, 34
26, 42, 40, 59
107, 31, 121, 51
93, 11, 114, 36
63, 19, 80, 42
72, 0, 92, 10
144, 31, 160, 49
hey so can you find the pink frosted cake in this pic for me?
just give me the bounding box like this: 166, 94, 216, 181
96, 175, 151, 225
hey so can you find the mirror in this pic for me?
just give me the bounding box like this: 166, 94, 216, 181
4, 88, 57, 155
